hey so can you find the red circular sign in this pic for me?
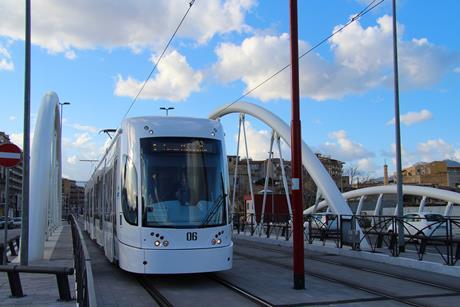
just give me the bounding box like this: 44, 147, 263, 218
0, 143, 22, 168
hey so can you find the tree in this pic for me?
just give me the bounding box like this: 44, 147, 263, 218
344, 164, 362, 186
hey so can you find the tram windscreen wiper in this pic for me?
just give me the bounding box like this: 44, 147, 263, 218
200, 173, 227, 227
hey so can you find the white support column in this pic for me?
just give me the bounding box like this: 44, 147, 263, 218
356, 195, 366, 215
29, 92, 62, 261
242, 115, 255, 216
373, 194, 384, 216
276, 133, 292, 217
232, 115, 243, 212
417, 196, 427, 213
444, 202, 453, 217
260, 130, 275, 231
312, 190, 322, 214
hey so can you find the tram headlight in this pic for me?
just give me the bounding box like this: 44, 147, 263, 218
163, 240, 169, 247
211, 239, 217, 245
154, 240, 161, 247
217, 239, 221, 245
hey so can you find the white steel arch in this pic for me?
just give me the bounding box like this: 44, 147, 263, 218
28, 91, 62, 261
209, 101, 351, 215
304, 184, 460, 216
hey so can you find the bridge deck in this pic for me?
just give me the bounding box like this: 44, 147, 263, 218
1, 222, 459, 306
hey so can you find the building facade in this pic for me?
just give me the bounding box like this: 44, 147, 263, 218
62, 178, 85, 217
0, 132, 23, 217
402, 160, 460, 189
228, 153, 346, 210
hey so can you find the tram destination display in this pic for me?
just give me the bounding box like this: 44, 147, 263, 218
148, 138, 217, 153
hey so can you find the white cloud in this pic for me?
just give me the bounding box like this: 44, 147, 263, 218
319, 130, 374, 162
0, 0, 255, 56
71, 123, 98, 133
454, 67, 460, 73
213, 15, 456, 101
384, 140, 460, 169
65, 50, 77, 60
0, 45, 14, 71
416, 139, 460, 162
67, 155, 78, 165
9, 116, 16, 121
61, 133, 114, 180
234, 120, 290, 161
114, 50, 203, 101
9, 132, 34, 150
356, 158, 377, 173
386, 109, 432, 126
72, 133, 91, 147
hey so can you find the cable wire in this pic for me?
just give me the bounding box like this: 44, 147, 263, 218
222, 0, 384, 112
121, 0, 197, 122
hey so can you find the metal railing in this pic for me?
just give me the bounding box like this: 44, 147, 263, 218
69, 215, 97, 307
233, 212, 460, 266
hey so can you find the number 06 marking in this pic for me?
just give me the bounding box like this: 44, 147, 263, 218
186, 232, 197, 241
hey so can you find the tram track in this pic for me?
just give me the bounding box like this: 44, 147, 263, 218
236, 240, 460, 294
207, 273, 273, 306
234, 242, 460, 306
138, 273, 271, 307
138, 276, 174, 307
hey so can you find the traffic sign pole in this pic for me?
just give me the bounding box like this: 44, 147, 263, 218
3, 169, 10, 265
0, 143, 22, 265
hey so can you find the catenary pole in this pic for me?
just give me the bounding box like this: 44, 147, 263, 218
392, 0, 405, 252
20, 0, 31, 265
289, 0, 305, 289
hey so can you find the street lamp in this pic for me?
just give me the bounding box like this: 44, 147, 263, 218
59, 102, 71, 133
160, 107, 174, 116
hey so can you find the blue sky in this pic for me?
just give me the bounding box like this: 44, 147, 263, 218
0, 0, 459, 181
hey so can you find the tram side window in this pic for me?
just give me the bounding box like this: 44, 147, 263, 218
112, 158, 118, 225
104, 170, 112, 222
122, 155, 138, 225
90, 188, 94, 218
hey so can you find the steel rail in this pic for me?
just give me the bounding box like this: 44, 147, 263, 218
207, 274, 273, 307
137, 276, 174, 307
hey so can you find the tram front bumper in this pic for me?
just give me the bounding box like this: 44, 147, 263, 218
119, 242, 233, 274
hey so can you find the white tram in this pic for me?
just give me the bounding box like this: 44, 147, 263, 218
84, 116, 233, 274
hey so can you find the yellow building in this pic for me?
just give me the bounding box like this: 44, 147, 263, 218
402, 160, 460, 188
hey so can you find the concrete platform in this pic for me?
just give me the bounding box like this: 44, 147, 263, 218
0, 224, 75, 306
81, 226, 156, 307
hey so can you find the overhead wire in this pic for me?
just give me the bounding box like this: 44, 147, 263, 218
220, 0, 385, 113
120, 0, 197, 122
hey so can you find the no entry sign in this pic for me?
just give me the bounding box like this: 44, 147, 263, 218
0, 143, 22, 168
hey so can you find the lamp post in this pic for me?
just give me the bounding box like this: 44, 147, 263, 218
392, 0, 405, 253
57, 101, 69, 230
59, 102, 71, 132
20, 0, 31, 265
160, 107, 174, 116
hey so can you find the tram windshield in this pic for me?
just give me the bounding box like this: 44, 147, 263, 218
140, 137, 227, 228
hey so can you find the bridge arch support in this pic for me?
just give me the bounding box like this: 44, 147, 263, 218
28, 91, 62, 261
209, 101, 351, 215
